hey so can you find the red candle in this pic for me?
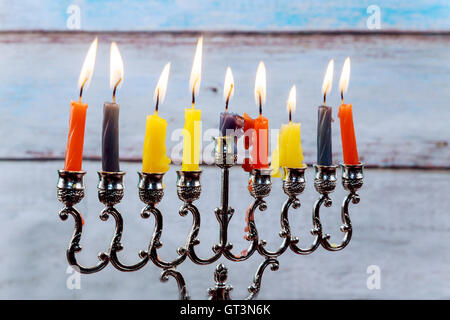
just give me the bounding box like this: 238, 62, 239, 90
338, 104, 358, 164
64, 38, 98, 171
242, 113, 254, 172
242, 62, 269, 172
242, 113, 268, 172
338, 57, 359, 165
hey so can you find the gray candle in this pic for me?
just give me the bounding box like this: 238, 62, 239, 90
102, 102, 120, 172
317, 105, 332, 165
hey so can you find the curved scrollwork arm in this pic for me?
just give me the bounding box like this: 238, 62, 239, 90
144, 205, 188, 268
245, 258, 280, 300
59, 207, 109, 274
257, 197, 297, 258
161, 268, 190, 300
181, 203, 223, 265
320, 192, 358, 251
289, 195, 324, 255
223, 199, 265, 262
102, 207, 149, 272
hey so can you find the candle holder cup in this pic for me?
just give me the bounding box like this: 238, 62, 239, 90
57, 170, 86, 207
97, 171, 126, 206
176, 170, 202, 203
57, 143, 364, 299
138, 172, 165, 206
214, 136, 237, 168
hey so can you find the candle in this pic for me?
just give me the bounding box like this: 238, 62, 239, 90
242, 62, 269, 172
64, 38, 98, 171
142, 63, 172, 173
338, 57, 359, 165
317, 59, 334, 166
182, 37, 203, 172
219, 67, 244, 137
102, 42, 124, 172
270, 85, 304, 177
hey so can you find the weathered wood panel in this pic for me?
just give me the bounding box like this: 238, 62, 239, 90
0, 32, 449, 168
0, 1, 449, 31
1, 161, 449, 299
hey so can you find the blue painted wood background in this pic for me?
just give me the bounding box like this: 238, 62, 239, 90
0, 0, 449, 31
0, 1, 450, 300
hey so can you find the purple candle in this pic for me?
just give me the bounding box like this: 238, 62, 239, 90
103, 42, 124, 172
220, 111, 244, 136
219, 68, 244, 154
317, 59, 334, 166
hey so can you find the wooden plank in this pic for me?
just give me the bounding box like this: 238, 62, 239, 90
1, 161, 450, 298
0, 31, 449, 168
0, 1, 449, 31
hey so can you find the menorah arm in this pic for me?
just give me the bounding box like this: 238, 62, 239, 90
181, 203, 222, 265
103, 207, 150, 272
223, 199, 263, 262
320, 192, 356, 251
59, 207, 109, 274
319, 163, 363, 251
257, 197, 297, 258
161, 268, 190, 300
144, 205, 188, 269
245, 258, 280, 300
288, 195, 323, 255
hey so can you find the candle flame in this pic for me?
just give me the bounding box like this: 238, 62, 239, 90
154, 62, 171, 105
189, 37, 203, 98
78, 37, 98, 92
339, 57, 351, 96
254, 61, 266, 106
321, 59, 334, 99
287, 85, 296, 114
223, 67, 235, 102
110, 42, 124, 90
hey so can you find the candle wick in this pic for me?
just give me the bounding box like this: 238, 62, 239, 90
191, 78, 199, 108
341, 91, 344, 104
155, 88, 160, 113
323, 92, 327, 106
289, 109, 292, 123
79, 78, 87, 103
225, 84, 233, 112
112, 78, 122, 104
259, 94, 262, 115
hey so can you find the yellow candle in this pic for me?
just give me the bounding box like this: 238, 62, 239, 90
142, 113, 170, 173
142, 63, 171, 173
271, 85, 304, 177
182, 108, 202, 171
182, 37, 203, 172
280, 122, 304, 167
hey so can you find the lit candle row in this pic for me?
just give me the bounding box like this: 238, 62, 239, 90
63, 38, 359, 176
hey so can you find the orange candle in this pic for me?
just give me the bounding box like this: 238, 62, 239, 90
242, 62, 269, 172
252, 115, 269, 169
64, 101, 88, 171
338, 57, 359, 165
64, 38, 98, 171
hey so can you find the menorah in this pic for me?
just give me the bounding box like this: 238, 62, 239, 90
56, 136, 364, 300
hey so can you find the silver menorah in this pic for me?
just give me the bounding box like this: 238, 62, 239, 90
57, 136, 364, 300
